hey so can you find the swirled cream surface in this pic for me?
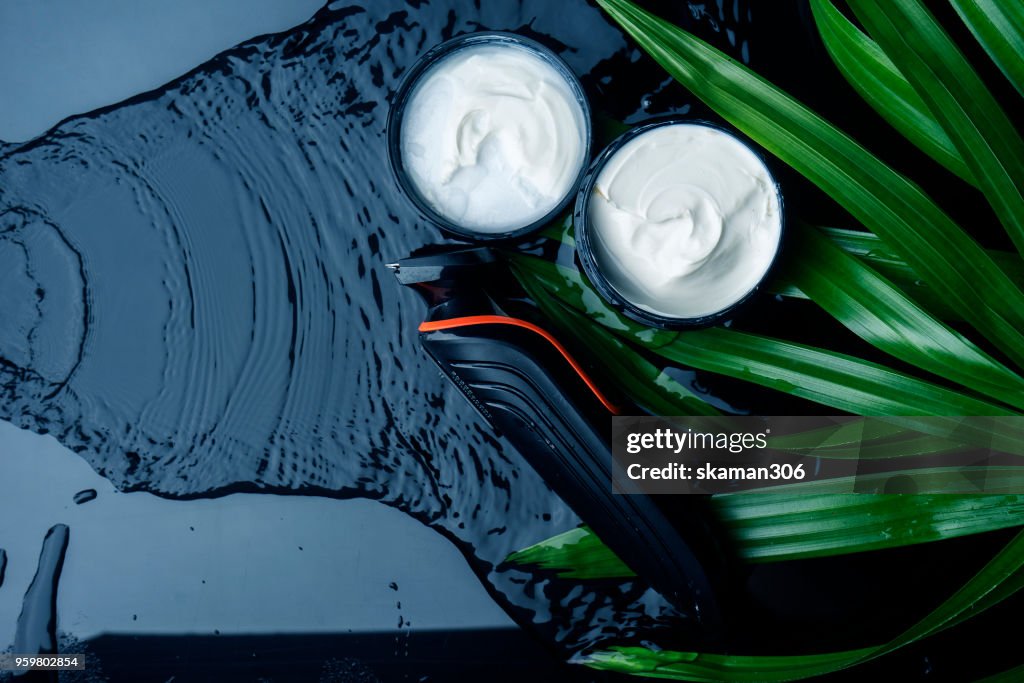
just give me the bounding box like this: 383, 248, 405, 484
588, 123, 781, 319
400, 42, 587, 233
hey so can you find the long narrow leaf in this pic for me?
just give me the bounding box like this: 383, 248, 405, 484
877, 527, 1024, 653
776, 228, 1024, 322
949, 0, 1024, 98
771, 429, 966, 460
788, 225, 1024, 411
821, 226, 1024, 291
511, 254, 1019, 418
810, 0, 975, 184
977, 664, 1024, 683
596, 0, 1024, 368
512, 259, 720, 416
655, 331, 1018, 417
505, 526, 635, 579
508, 484, 1024, 571
768, 420, 1024, 461
851, 0, 1024, 258
717, 482, 1024, 561
556, 303, 721, 416
580, 530, 1024, 681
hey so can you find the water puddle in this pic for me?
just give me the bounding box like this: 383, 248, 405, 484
0, 0, 763, 657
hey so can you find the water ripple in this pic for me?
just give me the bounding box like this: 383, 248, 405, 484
0, 0, 759, 654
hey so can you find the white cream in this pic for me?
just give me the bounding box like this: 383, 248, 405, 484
588, 123, 781, 319
400, 42, 587, 233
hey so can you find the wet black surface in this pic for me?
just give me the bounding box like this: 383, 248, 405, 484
2, 0, 1022, 679
0, 0, 737, 659
81, 631, 624, 683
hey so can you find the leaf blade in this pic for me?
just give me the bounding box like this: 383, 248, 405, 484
949, 0, 1024, 98
505, 526, 636, 579
788, 224, 1024, 411
774, 228, 1024, 323
508, 484, 1024, 569
717, 482, 1024, 561
512, 254, 1019, 418
511, 257, 720, 416
809, 0, 974, 184
851, 0, 1024, 257
580, 530, 1024, 681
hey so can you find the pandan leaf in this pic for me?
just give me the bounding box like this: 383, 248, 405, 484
508, 484, 1024, 569
715, 481, 1024, 561
809, 0, 975, 184
976, 663, 1024, 683
510, 254, 1019, 418
579, 530, 1024, 680
512, 258, 720, 416
505, 526, 635, 579
777, 228, 1024, 323
787, 225, 1024, 412
948, 0, 1024, 98
850, 0, 1024, 258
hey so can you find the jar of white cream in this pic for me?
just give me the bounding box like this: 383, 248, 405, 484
576, 120, 784, 328
387, 33, 591, 240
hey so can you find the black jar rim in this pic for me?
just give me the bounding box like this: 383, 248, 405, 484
386, 31, 592, 242
573, 118, 786, 330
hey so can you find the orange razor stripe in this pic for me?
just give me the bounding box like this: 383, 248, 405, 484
418, 315, 621, 415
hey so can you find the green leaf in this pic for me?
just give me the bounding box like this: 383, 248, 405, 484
767, 422, 970, 460
554, 303, 721, 417
716, 481, 1024, 561
505, 526, 635, 579
511, 254, 1019, 417
509, 253, 680, 348
655, 330, 1019, 417
580, 530, 1024, 681
511, 259, 719, 416
977, 663, 1024, 683
851, 0, 1024, 258
774, 228, 1024, 322
949, 0, 1024, 98
809, 0, 975, 184
821, 228, 1024, 288
787, 224, 1024, 411
765, 420, 932, 455
508, 484, 1024, 570
761, 417, 1024, 462
582, 646, 873, 682
595, 0, 1024, 368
